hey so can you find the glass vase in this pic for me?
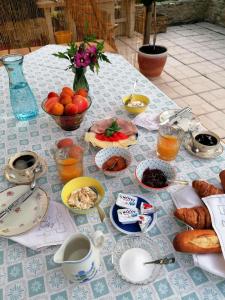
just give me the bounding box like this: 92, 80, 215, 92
72, 67, 89, 92
1, 54, 38, 121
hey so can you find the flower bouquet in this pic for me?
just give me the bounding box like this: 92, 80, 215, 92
53, 35, 110, 92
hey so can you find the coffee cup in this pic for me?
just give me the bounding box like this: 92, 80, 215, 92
7, 151, 40, 180
193, 131, 220, 153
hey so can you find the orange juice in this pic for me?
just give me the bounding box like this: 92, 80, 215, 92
57, 157, 83, 183
157, 134, 180, 161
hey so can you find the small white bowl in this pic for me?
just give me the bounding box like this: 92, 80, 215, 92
95, 147, 132, 177
135, 159, 176, 191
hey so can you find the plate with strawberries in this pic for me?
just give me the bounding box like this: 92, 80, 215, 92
42, 87, 91, 131
85, 118, 138, 149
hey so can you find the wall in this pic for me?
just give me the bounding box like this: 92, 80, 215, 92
207, 0, 225, 27
156, 0, 209, 25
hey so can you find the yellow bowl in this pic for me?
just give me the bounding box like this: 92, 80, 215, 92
61, 176, 105, 214
122, 94, 150, 115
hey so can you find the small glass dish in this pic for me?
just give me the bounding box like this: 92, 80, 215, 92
112, 234, 163, 284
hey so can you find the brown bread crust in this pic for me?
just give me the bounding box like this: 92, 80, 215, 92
174, 206, 212, 229
219, 170, 225, 192
192, 180, 223, 198
173, 230, 221, 254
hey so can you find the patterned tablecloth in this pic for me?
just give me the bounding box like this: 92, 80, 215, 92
0, 45, 225, 300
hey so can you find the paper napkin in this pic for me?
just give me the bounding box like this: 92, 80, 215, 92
172, 186, 225, 278
202, 195, 225, 260
10, 201, 76, 250
133, 111, 161, 131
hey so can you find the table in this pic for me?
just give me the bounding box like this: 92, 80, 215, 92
0, 45, 225, 300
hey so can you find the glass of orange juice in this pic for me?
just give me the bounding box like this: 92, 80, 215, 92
53, 144, 84, 183
157, 125, 184, 161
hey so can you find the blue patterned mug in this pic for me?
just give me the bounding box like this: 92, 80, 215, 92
53, 231, 104, 283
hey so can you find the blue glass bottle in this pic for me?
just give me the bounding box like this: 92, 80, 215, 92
2, 54, 38, 121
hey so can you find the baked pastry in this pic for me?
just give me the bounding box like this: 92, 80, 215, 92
219, 170, 225, 192
173, 230, 221, 254
174, 206, 211, 229
192, 180, 223, 198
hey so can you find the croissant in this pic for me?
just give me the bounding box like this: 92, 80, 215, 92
192, 180, 223, 198
174, 206, 211, 229
219, 170, 225, 192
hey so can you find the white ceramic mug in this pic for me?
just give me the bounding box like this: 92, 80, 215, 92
53, 231, 104, 283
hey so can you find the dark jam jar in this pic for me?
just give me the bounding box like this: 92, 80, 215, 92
142, 168, 168, 188
195, 134, 218, 146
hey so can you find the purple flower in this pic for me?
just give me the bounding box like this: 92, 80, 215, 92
87, 45, 97, 55
74, 51, 91, 68
86, 46, 98, 63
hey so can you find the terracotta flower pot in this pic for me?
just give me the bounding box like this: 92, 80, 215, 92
138, 45, 167, 78
54, 31, 72, 44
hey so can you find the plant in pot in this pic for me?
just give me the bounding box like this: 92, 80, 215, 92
52, 9, 72, 44
137, 0, 167, 78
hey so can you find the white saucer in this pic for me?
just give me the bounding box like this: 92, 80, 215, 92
4, 157, 48, 184
184, 136, 224, 159
0, 185, 49, 236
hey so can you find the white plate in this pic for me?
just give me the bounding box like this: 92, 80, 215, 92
0, 185, 49, 236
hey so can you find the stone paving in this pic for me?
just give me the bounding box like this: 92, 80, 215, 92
115, 22, 225, 143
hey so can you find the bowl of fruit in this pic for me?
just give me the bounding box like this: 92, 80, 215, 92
42, 87, 91, 131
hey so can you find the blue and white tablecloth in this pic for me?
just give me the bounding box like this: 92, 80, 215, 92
0, 45, 225, 300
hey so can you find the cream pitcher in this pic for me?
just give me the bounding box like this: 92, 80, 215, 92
53, 231, 104, 283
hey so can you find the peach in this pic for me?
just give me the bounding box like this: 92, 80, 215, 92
68, 145, 83, 159
75, 88, 88, 97
57, 138, 74, 149
50, 102, 64, 115
72, 95, 88, 113
48, 91, 59, 99
62, 87, 74, 97
60, 94, 72, 106
64, 103, 78, 115
45, 97, 59, 112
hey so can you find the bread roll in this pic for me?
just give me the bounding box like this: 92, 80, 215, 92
173, 230, 221, 254
219, 170, 225, 192
174, 206, 212, 229
192, 180, 223, 198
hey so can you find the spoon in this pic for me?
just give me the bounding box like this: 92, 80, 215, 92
167, 179, 189, 185
126, 79, 138, 105
144, 257, 175, 265
89, 186, 106, 222
30, 165, 42, 190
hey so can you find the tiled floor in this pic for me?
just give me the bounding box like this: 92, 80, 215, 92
115, 22, 225, 143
